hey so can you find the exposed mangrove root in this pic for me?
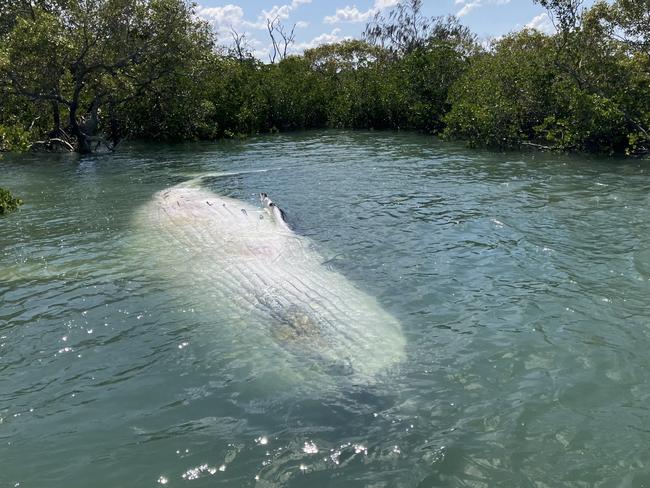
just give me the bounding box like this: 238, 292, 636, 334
30, 138, 75, 152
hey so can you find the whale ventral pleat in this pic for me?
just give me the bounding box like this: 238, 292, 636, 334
141, 183, 406, 382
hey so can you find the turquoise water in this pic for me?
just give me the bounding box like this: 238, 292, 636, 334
2, 131, 650, 487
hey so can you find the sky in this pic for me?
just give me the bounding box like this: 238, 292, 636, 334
195, 0, 555, 60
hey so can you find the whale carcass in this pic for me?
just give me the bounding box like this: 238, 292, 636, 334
133, 178, 405, 385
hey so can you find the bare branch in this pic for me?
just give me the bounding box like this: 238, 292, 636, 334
267, 16, 295, 63
230, 28, 251, 61
267, 17, 279, 63
279, 23, 296, 60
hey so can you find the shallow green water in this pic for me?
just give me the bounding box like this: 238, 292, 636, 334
2, 131, 650, 487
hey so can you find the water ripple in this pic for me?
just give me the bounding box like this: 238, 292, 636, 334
1, 132, 650, 487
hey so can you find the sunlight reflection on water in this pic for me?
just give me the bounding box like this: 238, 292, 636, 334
2, 132, 650, 487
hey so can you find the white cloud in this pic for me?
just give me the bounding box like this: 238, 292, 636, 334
293, 28, 350, 50
455, 0, 510, 18
198, 0, 312, 34
260, 0, 312, 26
324, 0, 398, 24
324, 6, 373, 24
262, 5, 293, 22
526, 12, 555, 34
196, 4, 245, 32
374, 0, 399, 8
456, 1, 480, 17
251, 28, 346, 60
251, 38, 273, 62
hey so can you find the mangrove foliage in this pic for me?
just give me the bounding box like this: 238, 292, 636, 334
0, 187, 22, 214
0, 0, 648, 155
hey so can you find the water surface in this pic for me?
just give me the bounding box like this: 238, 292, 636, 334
2, 131, 650, 487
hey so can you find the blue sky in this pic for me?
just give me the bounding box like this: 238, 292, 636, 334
196, 0, 554, 59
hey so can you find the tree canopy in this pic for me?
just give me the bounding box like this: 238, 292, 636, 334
0, 0, 648, 156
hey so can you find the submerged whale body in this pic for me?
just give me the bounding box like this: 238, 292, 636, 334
133, 177, 405, 386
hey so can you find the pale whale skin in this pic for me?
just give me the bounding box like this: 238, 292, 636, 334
134, 182, 405, 384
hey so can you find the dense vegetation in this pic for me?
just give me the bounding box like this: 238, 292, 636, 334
0, 0, 648, 156
0, 187, 22, 214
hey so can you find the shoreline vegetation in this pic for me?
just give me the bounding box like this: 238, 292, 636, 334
0, 0, 648, 157
0, 187, 22, 214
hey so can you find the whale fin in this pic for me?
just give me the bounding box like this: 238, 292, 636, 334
260, 193, 291, 231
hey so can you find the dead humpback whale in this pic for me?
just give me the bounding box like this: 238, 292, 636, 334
133, 177, 405, 385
